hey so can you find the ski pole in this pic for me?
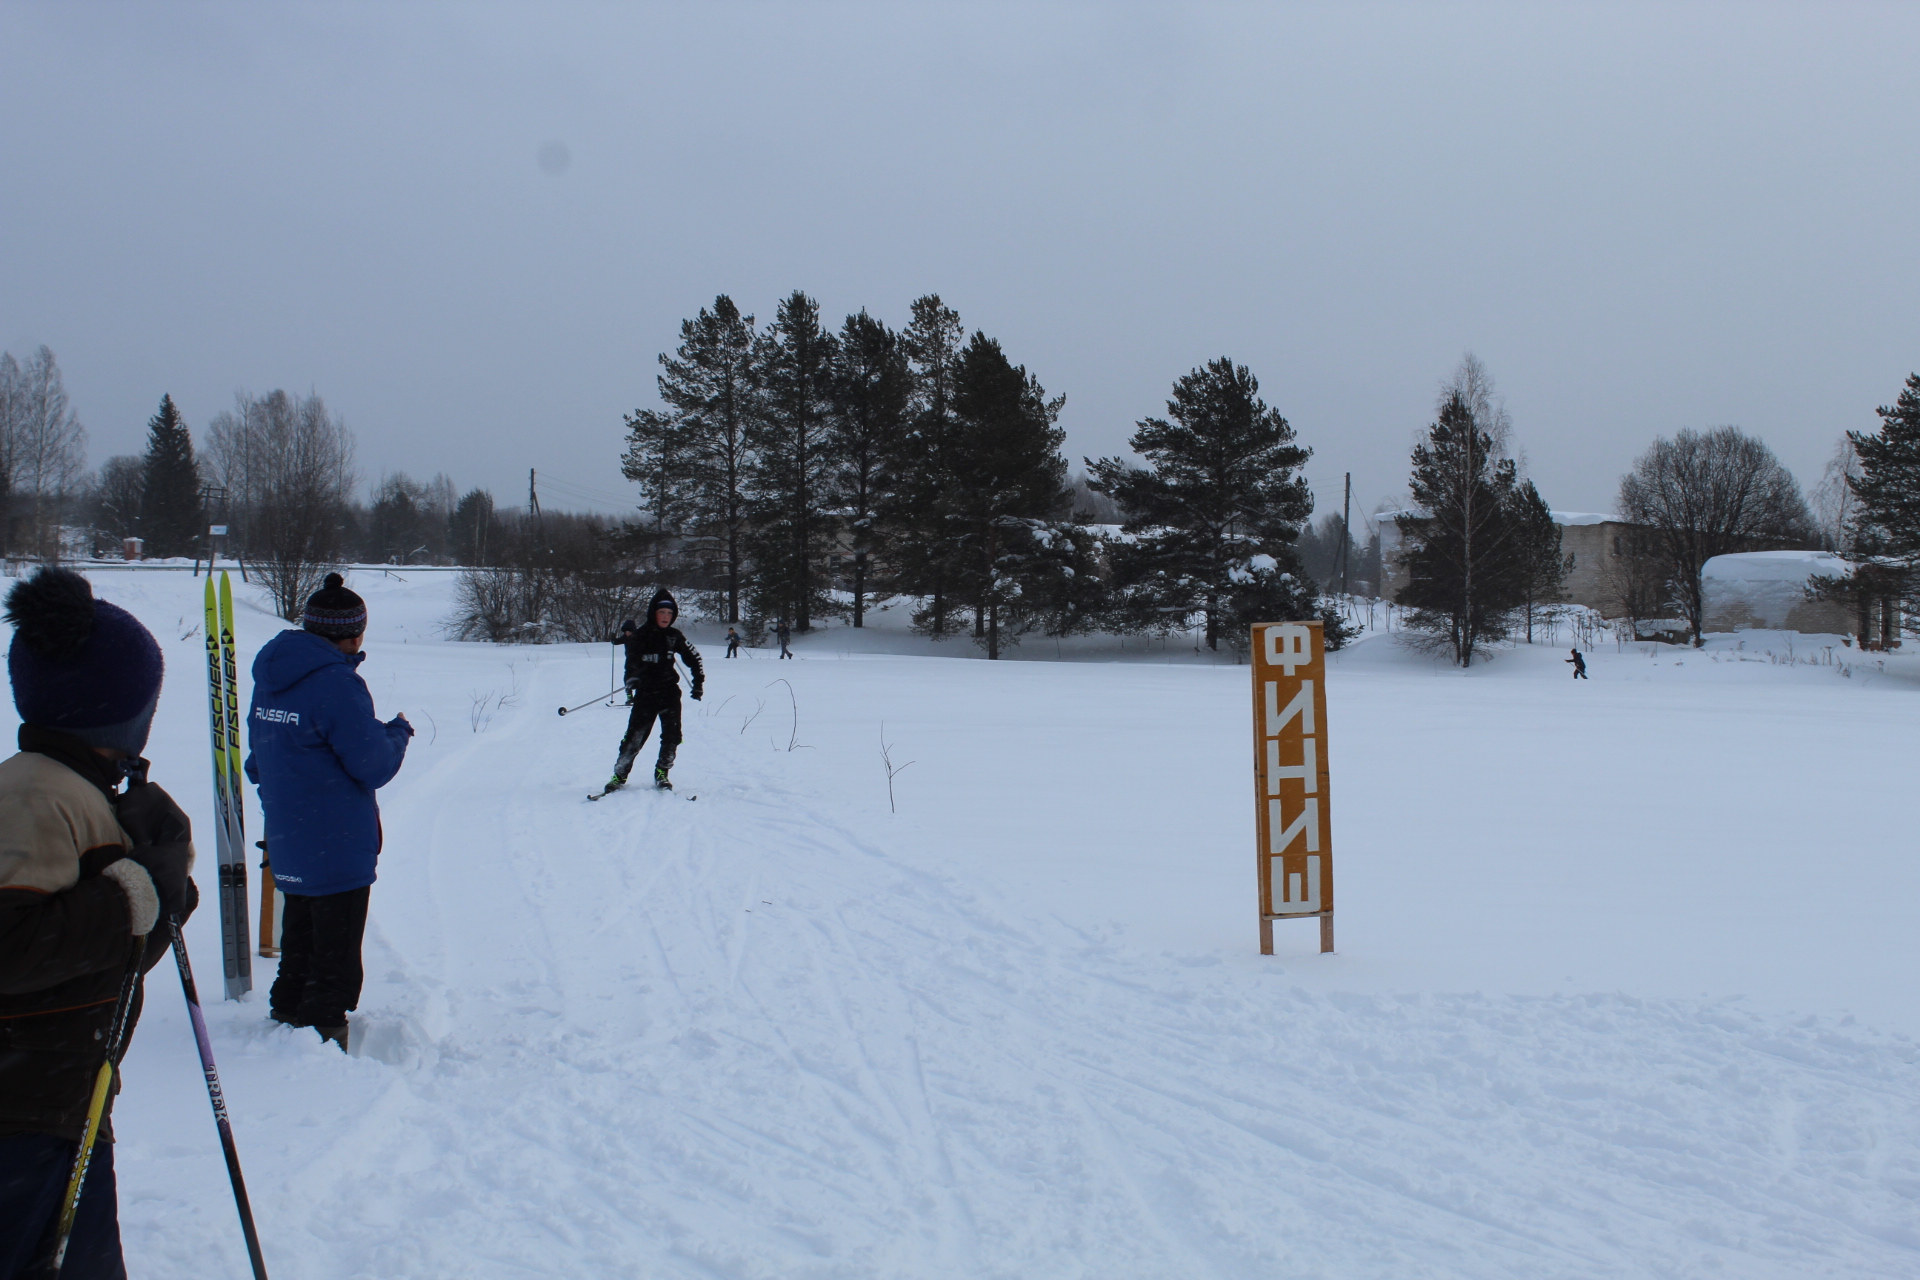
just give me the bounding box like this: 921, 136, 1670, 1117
171, 917, 270, 1280
557, 684, 624, 716
42, 952, 142, 1277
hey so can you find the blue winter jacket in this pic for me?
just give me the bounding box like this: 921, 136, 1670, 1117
244, 630, 411, 897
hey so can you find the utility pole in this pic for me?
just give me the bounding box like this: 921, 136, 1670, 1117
1339, 472, 1352, 596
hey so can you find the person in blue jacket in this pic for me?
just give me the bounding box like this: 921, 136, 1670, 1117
245, 573, 411, 1051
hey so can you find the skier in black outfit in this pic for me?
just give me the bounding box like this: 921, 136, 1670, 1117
1566, 647, 1588, 679
607, 589, 704, 792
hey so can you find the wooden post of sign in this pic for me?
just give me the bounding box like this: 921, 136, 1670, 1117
1252, 620, 1335, 955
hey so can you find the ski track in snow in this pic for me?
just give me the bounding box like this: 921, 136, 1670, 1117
56, 572, 1920, 1277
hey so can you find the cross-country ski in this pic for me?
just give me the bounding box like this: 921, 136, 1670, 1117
204, 571, 252, 999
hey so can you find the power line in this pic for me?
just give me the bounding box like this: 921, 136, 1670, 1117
529, 470, 639, 511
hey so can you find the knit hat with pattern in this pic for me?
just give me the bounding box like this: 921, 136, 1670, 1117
302, 572, 367, 639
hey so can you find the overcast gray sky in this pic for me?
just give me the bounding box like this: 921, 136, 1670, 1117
4, 2, 1917, 524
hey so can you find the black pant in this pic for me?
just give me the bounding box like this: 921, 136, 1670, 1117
270, 886, 370, 1029
0, 1132, 123, 1280
615, 688, 682, 778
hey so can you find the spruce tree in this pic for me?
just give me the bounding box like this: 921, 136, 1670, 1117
138, 394, 203, 557
946, 332, 1069, 658
1088, 357, 1319, 652
891, 295, 967, 637
623, 295, 759, 621
1396, 392, 1524, 665
746, 291, 840, 631
828, 310, 911, 627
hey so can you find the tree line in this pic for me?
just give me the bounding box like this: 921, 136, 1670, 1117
615, 291, 1348, 658
59, 371, 532, 620
1388, 355, 1875, 664
0, 346, 91, 560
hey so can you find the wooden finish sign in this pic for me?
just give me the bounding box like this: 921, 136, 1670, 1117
1251, 621, 1334, 955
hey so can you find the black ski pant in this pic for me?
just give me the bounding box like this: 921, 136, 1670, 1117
615, 688, 681, 779
0, 1132, 124, 1280
270, 886, 370, 1030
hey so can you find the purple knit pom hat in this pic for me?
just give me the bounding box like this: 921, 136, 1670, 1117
5, 567, 164, 757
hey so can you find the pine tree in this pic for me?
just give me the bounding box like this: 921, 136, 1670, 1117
1396, 392, 1524, 666
946, 332, 1068, 658
1848, 373, 1920, 557
368, 473, 428, 564
1836, 372, 1920, 643
449, 488, 495, 565
1510, 480, 1568, 643
891, 295, 967, 637
1088, 358, 1319, 652
828, 310, 911, 627
138, 394, 202, 557
746, 291, 840, 631
623, 296, 759, 621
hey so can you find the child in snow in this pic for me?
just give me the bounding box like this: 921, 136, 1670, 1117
725, 627, 740, 658
0, 567, 200, 1275
776, 619, 792, 659
246, 574, 413, 1052
1567, 648, 1588, 679
607, 589, 704, 792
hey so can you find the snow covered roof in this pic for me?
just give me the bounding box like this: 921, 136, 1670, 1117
1376, 508, 1621, 527
1701, 550, 1852, 582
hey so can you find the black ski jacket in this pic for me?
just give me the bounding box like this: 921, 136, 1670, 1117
614, 624, 704, 696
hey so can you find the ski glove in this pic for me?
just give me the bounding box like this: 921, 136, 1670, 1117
122, 842, 199, 927
116, 777, 193, 847
691, 684, 704, 701
389, 714, 415, 738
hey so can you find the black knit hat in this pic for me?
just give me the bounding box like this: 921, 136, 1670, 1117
648, 588, 678, 624
302, 572, 367, 639
6, 567, 165, 756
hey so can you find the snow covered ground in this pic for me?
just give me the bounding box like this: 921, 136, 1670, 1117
24, 566, 1920, 1278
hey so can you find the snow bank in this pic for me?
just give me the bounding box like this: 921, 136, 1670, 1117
20, 567, 1920, 1278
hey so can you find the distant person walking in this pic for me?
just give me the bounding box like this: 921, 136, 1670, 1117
1566, 647, 1588, 679
776, 620, 793, 659
247, 573, 413, 1052
725, 627, 740, 658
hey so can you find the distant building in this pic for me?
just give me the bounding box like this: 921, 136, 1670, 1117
1379, 510, 1642, 616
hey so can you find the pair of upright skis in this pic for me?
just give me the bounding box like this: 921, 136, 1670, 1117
204, 571, 277, 1000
